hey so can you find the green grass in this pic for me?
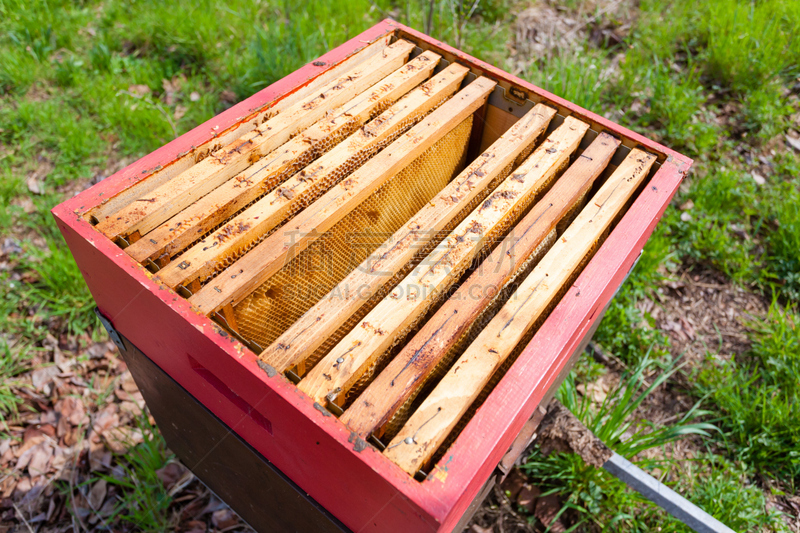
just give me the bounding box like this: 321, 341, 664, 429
518, 356, 786, 531
520, 45, 612, 113
89, 414, 176, 531
558, 354, 716, 458
695, 300, 800, 485
0, 339, 34, 418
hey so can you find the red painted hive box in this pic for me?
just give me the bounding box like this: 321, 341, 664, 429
52, 20, 692, 533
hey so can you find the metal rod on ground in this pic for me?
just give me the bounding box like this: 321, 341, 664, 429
537, 401, 734, 533
603, 453, 734, 533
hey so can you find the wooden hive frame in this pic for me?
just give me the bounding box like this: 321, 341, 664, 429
53, 20, 692, 533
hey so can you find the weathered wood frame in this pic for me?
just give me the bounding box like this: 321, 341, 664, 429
52, 20, 692, 533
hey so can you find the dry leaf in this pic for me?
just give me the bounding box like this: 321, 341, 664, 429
785, 134, 800, 152
162, 77, 183, 105
120, 372, 139, 393
220, 90, 237, 104
88, 439, 110, 472
92, 404, 120, 438
535, 494, 566, 532
56, 396, 87, 427
26, 176, 44, 195
128, 84, 151, 98
156, 462, 186, 490
1, 237, 22, 255
104, 426, 143, 454
119, 400, 142, 418
26, 441, 54, 477
211, 508, 238, 530
751, 171, 766, 185
88, 479, 107, 510
517, 484, 541, 514
31, 365, 60, 392
500, 468, 526, 500
174, 104, 188, 121
182, 520, 206, 533
50, 445, 73, 472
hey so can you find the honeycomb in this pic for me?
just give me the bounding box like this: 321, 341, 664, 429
377, 228, 557, 440
427, 226, 610, 469
339, 151, 573, 407
232, 115, 475, 351
188, 87, 454, 285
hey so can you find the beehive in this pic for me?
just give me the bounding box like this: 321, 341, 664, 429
53, 20, 692, 532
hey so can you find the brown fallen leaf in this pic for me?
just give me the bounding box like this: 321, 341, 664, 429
534, 494, 566, 532
57, 396, 87, 427
104, 426, 143, 454
174, 104, 188, 121
17, 428, 47, 456
120, 372, 139, 393
50, 445, 73, 473
31, 365, 60, 393
517, 484, 541, 514
92, 404, 120, 439
220, 89, 237, 104
13, 476, 32, 497
785, 134, 800, 152
26, 441, 54, 477
156, 462, 187, 491
88, 440, 111, 472
26, 176, 44, 195
118, 400, 143, 418
128, 84, 151, 98
64, 424, 81, 447
182, 520, 206, 533
211, 508, 238, 530
88, 479, 107, 510
500, 468, 526, 500
162, 76, 184, 106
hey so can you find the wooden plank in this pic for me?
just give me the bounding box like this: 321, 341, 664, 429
85, 35, 395, 224
188, 77, 498, 316
258, 103, 558, 374
95, 39, 416, 243
126, 52, 442, 265
342, 132, 621, 438
156, 62, 469, 290
384, 148, 657, 475
297, 117, 590, 406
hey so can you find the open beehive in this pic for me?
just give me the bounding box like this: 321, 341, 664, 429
54, 20, 691, 532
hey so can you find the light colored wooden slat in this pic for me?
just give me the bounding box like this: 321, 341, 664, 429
188, 77, 498, 315
258, 103, 557, 374
297, 117, 590, 405
342, 132, 621, 438
126, 52, 442, 265
86, 35, 394, 224
95, 39, 416, 242
156, 62, 468, 290
384, 148, 657, 475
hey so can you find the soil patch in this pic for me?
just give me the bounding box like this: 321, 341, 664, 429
648, 266, 769, 365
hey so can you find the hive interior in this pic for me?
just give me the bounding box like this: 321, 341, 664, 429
86, 35, 661, 479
